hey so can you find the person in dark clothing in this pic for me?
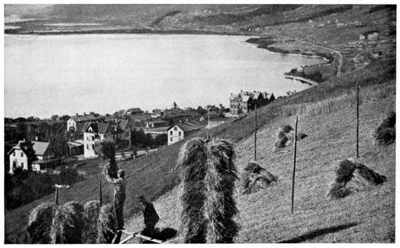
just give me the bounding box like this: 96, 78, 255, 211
139, 195, 160, 240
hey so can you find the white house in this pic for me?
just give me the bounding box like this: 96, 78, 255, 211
8, 140, 54, 174
167, 125, 185, 145
167, 121, 204, 145
67, 118, 77, 132
8, 140, 29, 174
83, 122, 111, 158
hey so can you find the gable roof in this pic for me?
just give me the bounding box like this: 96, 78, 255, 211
169, 120, 205, 133
31, 141, 50, 156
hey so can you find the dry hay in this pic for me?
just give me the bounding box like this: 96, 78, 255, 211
177, 137, 208, 243
327, 159, 386, 200
27, 202, 57, 243
241, 161, 278, 195
374, 111, 395, 145
274, 124, 304, 150
50, 201, 85, 244
97, 203, 118, 244
82, 200, 101, 244
279, 125, 293, 133
204, 139, 239, 243
274, 135, 289, 149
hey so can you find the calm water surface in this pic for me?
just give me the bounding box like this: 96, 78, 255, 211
5, 34, 323, 118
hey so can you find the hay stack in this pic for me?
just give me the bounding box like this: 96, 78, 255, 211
97, 203, 118, 244
204, 139, 239, 243
82, 200, 101, 244
241, 161, 277, 194
374, 111, 395, 145
50, 201, 85, 244
177, 138, 208, 243
327, 159, 386, 199
274, 125, 294, 149
27, 202, 57, 243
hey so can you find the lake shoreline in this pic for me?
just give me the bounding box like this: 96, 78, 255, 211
245, 36, 337, 84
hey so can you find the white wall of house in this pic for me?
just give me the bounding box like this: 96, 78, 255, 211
83, 129, 105, 158
168, 125, 184, 145
67, 118, 77, 131
83, 132, 97, 158
9, 149, 28, 174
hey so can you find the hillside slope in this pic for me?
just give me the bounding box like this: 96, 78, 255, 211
125, 80, 395, 243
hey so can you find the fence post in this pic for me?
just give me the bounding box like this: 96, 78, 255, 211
356, 82, 360, 158
254, 104, 258, 161
291, 116, 298, 214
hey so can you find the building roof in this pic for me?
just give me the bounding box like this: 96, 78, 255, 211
70, 114, 100, 122
144, 126, 170, 134
67, 141, 84, 147
31, 141, 50, 156
169, 120, 205, 133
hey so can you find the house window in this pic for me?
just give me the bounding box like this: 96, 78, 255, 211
170, 137, 173, 142
87, 144, 89, 149
21, 162, 24, 168
174, 127, 177, 131
170, 131, 173, 135
13, 151, 15, 156
20, 152, 23, 157
178, 131, 182, 136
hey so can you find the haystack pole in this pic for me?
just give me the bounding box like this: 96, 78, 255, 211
356, 82, 360, 158
291, 116, 298, 214
254, 103, 258, 160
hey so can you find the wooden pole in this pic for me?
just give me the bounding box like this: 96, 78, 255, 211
54, 188, 59, 205
254, 104, 258, 161
291, 116, 298, 214
356, 82, 360, 158
99, 177, 103, 206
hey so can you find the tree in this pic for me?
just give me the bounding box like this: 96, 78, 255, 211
51, 115, 59, 121
59, 115, 71, 122
173, 102, 178, 109
269, 93, 276, 103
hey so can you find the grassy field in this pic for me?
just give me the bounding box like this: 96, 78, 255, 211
125, 79, 395, 243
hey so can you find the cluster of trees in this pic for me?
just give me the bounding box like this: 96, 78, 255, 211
130, 128, 167, 149
4, 167, 84, 210
247, 93, 275, 111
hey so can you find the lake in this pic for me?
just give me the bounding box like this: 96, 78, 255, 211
5, 34, 323, 118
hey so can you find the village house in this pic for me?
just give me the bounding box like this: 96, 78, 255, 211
67, 114, 101, 132
8, 139, 55, 174
229, 90, 268, 115
83, 122, 112, 158
167, 121, 204, 145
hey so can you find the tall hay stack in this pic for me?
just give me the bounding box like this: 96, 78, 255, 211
204, 139, 239, 243
27, 202, 57, 243
50, 201, 85, 244
177, 138, 208, 243
82, 200, 101, 243
97, 203, 118, 243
